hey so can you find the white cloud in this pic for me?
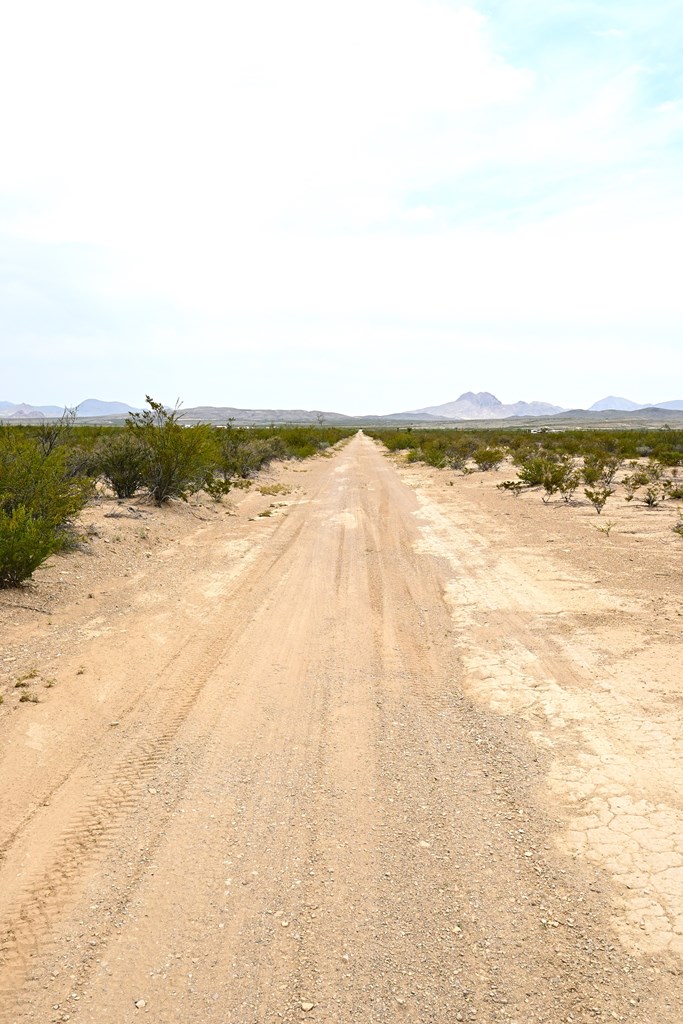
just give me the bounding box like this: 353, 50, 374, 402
0, 0, 529, 238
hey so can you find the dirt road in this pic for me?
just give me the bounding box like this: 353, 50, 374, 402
1, 433, 682, 1022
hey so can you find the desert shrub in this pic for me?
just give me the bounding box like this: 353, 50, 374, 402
227, 438, 276, 477
642, 485, 663, 508
489, 445, 576, 494
663, 480, 683, 500
622, 470, 648, 502
472, 447, 504, 471
497, 480, 524, 497
656, 449, 683, 467
260, 436, 290, 463
557, 465, 581, 504
127, 397, 217, 504
536, 457, 579, 504
0, 507, 59, 587
581, 455, 604, 486
422, 443, 448, 468
0, 429, 91, 530
203, 471, 233, 502
0, 429, 91, 586
515, 455, 552, 488
94, 431, 149, 498
444, 448, 470, 472
583, 454, 622, 486
584, 486, 614, 514
443, 438, 478, 471
35, 407, 76, 457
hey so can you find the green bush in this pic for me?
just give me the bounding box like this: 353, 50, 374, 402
94, 432, 149, 498
515, 455, 551, 488
0, 429, 91, 531
127, 397, 217, 504
203, 471, 233, 502
0, 428, 91, 587
584, 486, 614, 514
472, 447, 504, 471
582, 454, 621, 486
642, 485, 663, 508
0, 507, 59, 587
664, 480, 683, 500
540, 458, 577, 504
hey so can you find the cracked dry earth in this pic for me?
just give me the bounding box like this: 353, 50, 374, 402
1, 432, 683, 1023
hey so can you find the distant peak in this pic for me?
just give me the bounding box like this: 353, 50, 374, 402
456, 391, 502, 408
589, 396, 642, 412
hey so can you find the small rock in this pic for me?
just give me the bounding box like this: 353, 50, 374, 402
134, 999, 146, 1009
301, 1002, 315, 1012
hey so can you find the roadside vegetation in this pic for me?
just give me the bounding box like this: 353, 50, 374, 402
0, 398, 353, 587
366, 424, 683, 532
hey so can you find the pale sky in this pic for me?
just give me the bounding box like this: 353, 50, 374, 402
1, 0, 681, 414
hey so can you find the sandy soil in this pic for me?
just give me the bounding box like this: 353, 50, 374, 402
0, 432, 682, 1023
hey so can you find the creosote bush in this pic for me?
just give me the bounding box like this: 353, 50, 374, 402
127, 397, 217, 505
95, 432, 149, 499
472, 447, 504, 471
0, 507, 60, 587
0, 425, 91, 586
584, 487, 614, 515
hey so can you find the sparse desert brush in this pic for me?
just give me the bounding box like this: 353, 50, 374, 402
642, 485, 663, 508
663, 480, 683, 500
203, 472, 233, 502
16, 667, 38, 682
258, 483, 291, 496
622, 472, 647, 502
497, 480, 525, 497
594, 520, 616, 538
584, 486, 614, 514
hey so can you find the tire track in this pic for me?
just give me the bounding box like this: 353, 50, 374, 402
0, 462, 334, 1018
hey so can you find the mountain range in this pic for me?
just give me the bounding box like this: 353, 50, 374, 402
401, 391, 566, 420
587, 395, 683, 412
0, 399, 141, 419
1, 393, 682, 423
395, 392, 683, 420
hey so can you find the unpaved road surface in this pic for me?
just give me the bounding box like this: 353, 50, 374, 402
1, 433, 682, 1022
